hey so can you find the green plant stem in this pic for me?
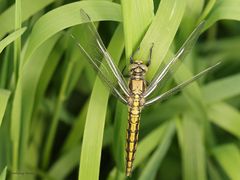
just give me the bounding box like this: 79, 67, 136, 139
13, 0, 21, 86
12, 0, 22, 176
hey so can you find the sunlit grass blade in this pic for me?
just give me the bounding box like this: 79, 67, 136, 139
0, 89, 10, 126
11, 34, 61, 171
212, 144, 240, 179
23, 1, 121, 63
121, 0, 154, 60
35, 36, 67, 108
198, 0, 216, 22
205, 0, 240, 30
0, 27, 26, 54
78, 25, 124, 180
0, 0, 55, 38
137, 0, 186, 78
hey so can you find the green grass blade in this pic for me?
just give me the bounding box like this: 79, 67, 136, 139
0, 0, 55, 38
178, 114, 206, 180
0, 89, 10, 126
198, 0, 216, 22
203, 73, 240, 103
0, 27, 26, 54
139, 120, 175, 180
121, 0, 154, 60
208, 102, 240, 138
137, 0, 186, 78
23, 1, 121, 63
34, 37, 67, 108
135, 121, 173, 168
13, 0, 22, 88
113, 101, 127, 172
42, 44, 80, 168
205, 0, 240, 30
78, 25, 124, 180
11, 34, 61, 171
180, 0, 204, 36
212, 144, 240, 179
62, 101, 88, 153
0, 167, 7, 180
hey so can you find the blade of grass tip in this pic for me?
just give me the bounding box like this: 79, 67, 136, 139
0, 27, 26, 54
0, 167, 7, 180
139, 120, 175, 180
204, 0, 240, 31
0, 89, 10, 126
212, 144, 240, 180
0, 0, 55, 38
0, 47, 10, 88
121, 0, 154, 61
179, 0, 204, 37
177, 114, 207, 180
78, 25, 124, 180
198, 0, 216, 23
23, 1, 122, 64
137, 0, 186, 79
42, 46, 78, 168
208, 102, 240, 138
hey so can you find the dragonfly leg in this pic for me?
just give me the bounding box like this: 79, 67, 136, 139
130, 47, 140, 64
146, 43, 154, 66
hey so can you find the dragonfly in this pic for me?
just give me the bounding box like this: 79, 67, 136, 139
72, 9, 220, 177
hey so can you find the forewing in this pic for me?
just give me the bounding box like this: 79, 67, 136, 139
145, 62, 221, 106
144, 22, 205, 98
71, 10, 129, 104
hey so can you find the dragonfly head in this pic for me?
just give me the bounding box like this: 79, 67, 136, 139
129, 61, 148, 76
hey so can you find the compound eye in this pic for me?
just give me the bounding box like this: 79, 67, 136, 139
141, 65, 148, 72
129, 64, 138, 70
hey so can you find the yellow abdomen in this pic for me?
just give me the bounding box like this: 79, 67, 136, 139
126, 95, 142, 176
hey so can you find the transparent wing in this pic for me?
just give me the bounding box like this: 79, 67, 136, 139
71, 9, 129, 104
145, 62, 221, 106
143, 22, 205, 98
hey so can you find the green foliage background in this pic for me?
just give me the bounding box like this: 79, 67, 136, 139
0, 0, 240, 179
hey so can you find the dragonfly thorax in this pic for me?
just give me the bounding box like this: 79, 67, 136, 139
129, 61, 148, 76
128, 61, 147, 106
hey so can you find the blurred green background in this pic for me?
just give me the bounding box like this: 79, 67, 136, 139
0, 0, 240, 179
